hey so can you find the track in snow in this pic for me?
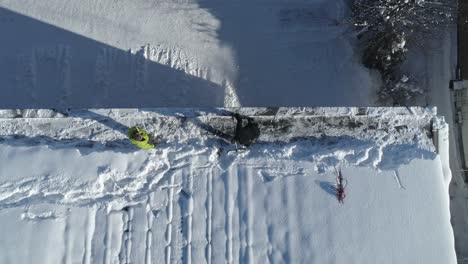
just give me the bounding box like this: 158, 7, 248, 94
0, 107, 454, 263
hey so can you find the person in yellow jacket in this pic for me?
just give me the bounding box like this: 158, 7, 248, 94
128, 126, 156, 149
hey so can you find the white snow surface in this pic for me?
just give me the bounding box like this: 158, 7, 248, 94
0, 0, 376, 108
0, 107, 457, 263
0, 0, 459, 262
401, 27, 468, 261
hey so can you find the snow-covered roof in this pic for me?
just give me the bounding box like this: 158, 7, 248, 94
0, 107, 456, 263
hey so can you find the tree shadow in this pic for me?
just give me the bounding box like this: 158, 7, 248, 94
0, 7, 224, 108
195, 0, 374, 106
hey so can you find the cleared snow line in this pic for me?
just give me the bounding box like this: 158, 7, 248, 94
62, 211, 70, 264
284, 179, 298, 264
393, 170, 406, 190
205, 167, 214, 264
263, 185, 274, 264
83, 206, 96, 264
118, 210, 129, 264
246, 168, 254, 263
81, 209, 89, 264
224, 165, 234, 264
119, 207, 133, 264
165, 172, 176, 264
104, 207, 111, 264
145, 198, 153, 264
185, 165, 194, 264
237, 167, 247, 263
127, 208, 134, 264
179, 165, 193, 264
145, 229, 153, 264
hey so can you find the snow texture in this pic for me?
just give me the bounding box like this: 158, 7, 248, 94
0, 107, 457, 263
415, 29, 468, 261
0, 0, 376, 108
0, 0, 459, 262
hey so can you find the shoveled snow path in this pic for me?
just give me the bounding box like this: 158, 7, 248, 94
0, 107, 439, 208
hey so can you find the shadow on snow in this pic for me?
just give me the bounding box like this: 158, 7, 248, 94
0, 7, 224, 108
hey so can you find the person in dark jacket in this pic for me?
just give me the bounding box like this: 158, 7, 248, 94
232, 113, 260, 147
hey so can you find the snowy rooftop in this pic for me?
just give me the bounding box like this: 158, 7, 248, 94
0, 107, 456, 263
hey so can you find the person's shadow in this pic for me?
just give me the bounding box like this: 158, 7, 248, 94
315, 180, 337, 197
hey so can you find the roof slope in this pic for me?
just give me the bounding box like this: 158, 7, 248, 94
0, 107, 456, 263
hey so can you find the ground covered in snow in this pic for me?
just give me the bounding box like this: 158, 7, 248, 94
0, 108, 457, 263
407, 28, 468, 261
0, 0, 376, 108
0, 0, 461, 262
